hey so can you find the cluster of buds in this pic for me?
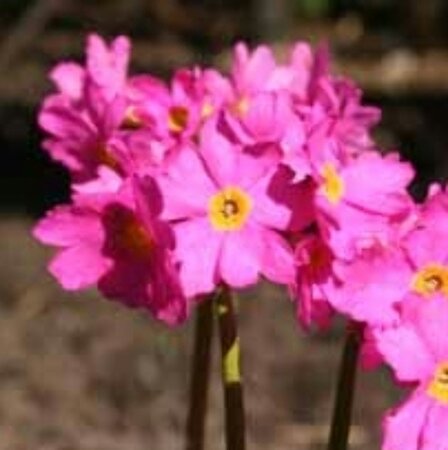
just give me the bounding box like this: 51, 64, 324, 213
34, 34, 448, 449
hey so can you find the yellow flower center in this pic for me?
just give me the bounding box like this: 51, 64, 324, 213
121, 106, 143, 130
230, 96, 250, 117
168, 106, 189, 133
201, 100, 214, 119
412, 264, 448, 297
321, 163, 344, 204
428, 362, 448, 404
208, 187, 252, 231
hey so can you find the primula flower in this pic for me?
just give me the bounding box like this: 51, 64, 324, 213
375, 298, 448, 450
33, 178, 187, 325
39, 34, 151, 187
324, 185, 448, 328
135, 68, 212, 145
312, 149, 414, 260
156, 122, 299, 297
310, 76, 381, 157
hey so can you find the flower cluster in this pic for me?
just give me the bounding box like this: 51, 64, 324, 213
34, 34, 448, 449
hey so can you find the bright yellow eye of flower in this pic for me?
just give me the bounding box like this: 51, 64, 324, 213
230, 96, 250, 117
208, 187, 252, 231
412, 264, 448, 297
122, 106, 143, 130
201, 100, 214, 119
428, 362, 448, 404
321, 163, 344, 204
168, 106, 189, 133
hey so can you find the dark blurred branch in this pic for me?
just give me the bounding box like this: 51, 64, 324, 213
0, 0, 69, 71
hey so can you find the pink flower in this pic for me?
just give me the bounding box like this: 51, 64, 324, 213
39, 34, 155, 188
33, 178, 187, 325
324, 184, 448, 328
328, 245, 412, 326
156, 122, 298, 297
375, 298, 448, 450
312, 150, 414, 260
136, 68, 212, 145
39, 89, 127, 184
311, 76, 381, 156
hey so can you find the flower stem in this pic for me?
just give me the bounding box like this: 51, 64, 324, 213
327, 321, 362, 450
216, 285, 246, 450
185, 297, 214, 450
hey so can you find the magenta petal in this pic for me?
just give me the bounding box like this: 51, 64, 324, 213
33, 205, 103, 247
405, 226, 448, 270
150, 261, 188, 326
50, 62, 85, 99
404, 297, 448, 363
173, 218, 221, 297
49, 244, 110, 290
219, 227, 261, 288
250, 166, 308, 231
232, 43, 276, 94
330, 251, 410, 326
343, 152, 414, 216
86, 34, 130, 99
422, 403, 448, 450
199, 120, 238, 187
383, 391, 431, 450
39, 96, 95, 140
242, 92, 288, 141
374, 326, 434, 383
258, 228, 295, 285
157, 147, 215, 221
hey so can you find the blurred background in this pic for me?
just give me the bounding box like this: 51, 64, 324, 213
0, 0, 447, 449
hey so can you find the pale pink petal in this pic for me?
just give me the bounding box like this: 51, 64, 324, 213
405, 226, 448, 270
383, 392, 431, 450
86, 34, 130, 98
374, 326, 434, 382
403, 296, 448, 362
39, 96, 95, 140
220, 227, 261, 288
343, 152, 414, 216
330, 249, 411, 326
251, 166, 310, 231
259, 228, 295, 285
232, 43, 276, 94
33, 205, 103, 247
157, 147, 215, 220
199, 120, 238, 187
241, 92, 290, 141
49, 244, 110, 290
422, 403, 448, 450
173, 218, 221, 297
50, 62, 85, 100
